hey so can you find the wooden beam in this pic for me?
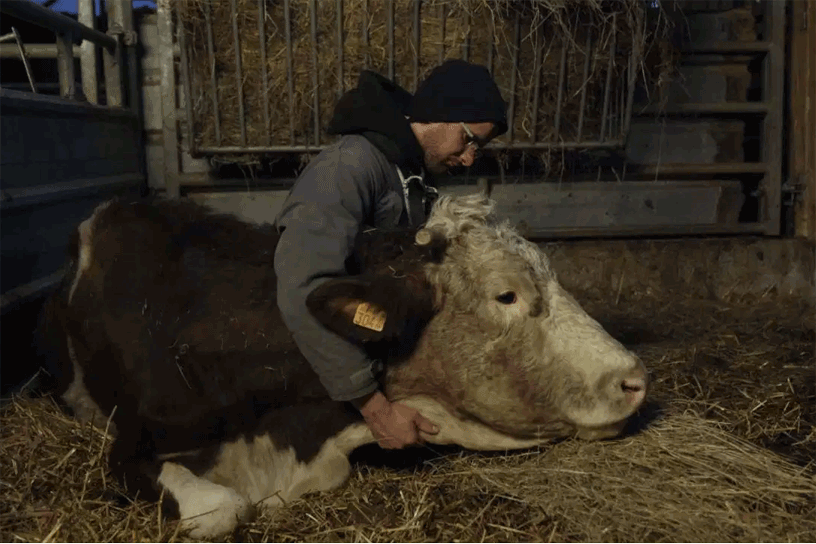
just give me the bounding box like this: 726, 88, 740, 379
790, 0, 816, 241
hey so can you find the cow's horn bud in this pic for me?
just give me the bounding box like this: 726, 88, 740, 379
415, 229, 432, 246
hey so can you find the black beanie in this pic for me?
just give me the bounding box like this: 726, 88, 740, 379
408, 59, 508, 137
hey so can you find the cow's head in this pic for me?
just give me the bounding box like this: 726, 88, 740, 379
306, 194, 648, 450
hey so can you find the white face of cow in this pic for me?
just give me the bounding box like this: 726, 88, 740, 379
385, 194, 648, 445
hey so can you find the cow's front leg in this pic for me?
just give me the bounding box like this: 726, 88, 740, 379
158, 461, 255, 539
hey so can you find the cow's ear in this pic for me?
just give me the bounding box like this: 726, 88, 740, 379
305, 274, 435, 343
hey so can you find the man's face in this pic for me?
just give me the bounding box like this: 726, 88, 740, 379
419, 122, 496, 175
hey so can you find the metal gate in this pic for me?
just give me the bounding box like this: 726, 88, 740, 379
156, 0, 786, 238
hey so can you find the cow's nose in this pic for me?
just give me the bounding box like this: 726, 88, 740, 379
621, 374, 647, 407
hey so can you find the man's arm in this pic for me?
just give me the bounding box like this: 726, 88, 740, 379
273, 140, 438, 448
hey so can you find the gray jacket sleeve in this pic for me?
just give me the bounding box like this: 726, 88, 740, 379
273, 138, 388, 402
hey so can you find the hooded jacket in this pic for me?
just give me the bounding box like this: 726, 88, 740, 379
273, 71, 438, 406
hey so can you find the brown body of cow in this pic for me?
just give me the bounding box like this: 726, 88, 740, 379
38, 193, 648, 539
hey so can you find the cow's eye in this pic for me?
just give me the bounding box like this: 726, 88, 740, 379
496, 292, 517, 305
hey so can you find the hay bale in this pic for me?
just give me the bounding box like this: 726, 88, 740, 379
175, 0, 670, 154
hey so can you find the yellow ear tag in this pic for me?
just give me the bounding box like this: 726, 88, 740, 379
352, 302, 387, 332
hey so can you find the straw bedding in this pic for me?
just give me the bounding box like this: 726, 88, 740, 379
175, 0, 674, 154
1, 292, 813, 542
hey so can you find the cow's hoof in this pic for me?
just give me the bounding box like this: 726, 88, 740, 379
177, 486, 254, 539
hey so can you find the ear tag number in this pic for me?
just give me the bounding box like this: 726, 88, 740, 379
353, 302, 387, 332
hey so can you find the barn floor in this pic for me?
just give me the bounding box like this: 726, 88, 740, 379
1, 283, 814, 542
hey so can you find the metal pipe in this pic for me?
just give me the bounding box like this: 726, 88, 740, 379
530, 31, 542, 142
553, 36, 567, 140
622, 22, 638, 138
178, 20, 196, 156
0, 0, 117, 50
462, 12, 470, 62
284, 0, 295, 144
507, 12, 521, 143
310, 0, 320, 145
259, 0, 271, 145
486, 18, 494, 74
362, 0, 370, 68
438, 3, 446, 64
157, 0, 179, 197
230, 0, 247, 145
0, 43, 79, 58
204, 1, 221, 145
413, 0, 421, 91
55, 33, 75, 99
193, 140, 626, 155
599, 14, 616, 142
336, 0, 344, 100
576, 31, 592, 141
11, 28, 37, 93
77, 0, 97, 103
387, 0, 395, 81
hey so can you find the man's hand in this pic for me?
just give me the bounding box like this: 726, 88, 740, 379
358, 391, 439, 449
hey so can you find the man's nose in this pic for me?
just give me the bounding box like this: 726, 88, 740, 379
460, 146, 477, 167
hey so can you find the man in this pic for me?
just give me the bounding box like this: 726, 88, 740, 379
273, 59, 508, 449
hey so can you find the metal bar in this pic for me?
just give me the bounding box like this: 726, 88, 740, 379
55, 33, 75, 99
633, 163, 768, 176
623, 31, 636, 137
11, 28, 37, 94
336, 0, 344, 100
576, 31, 592, 141
599, 15, 616, 142
761, 0, 785, 235
0, 0, 117, 50
192, 140, 627, 156
486, 17, 494, 74
101, 1, 122, 108
387, 0, 395, 81
0, 87, 138, 117
0, 43, 80, 58
507, 12, 521, 143
462, 12, 470, 62
634, 102, 771, 116
259, 0, 271, 145
284, 0, 295, 144
554, 36, 567, 140
231, 0, 247, 145
310, 0, 320, 146
362, 0, 370, 68
680, 42, 772, 54
158, 0, 179, 198
413, 0, 421, 91
77, 0, 97, 103
530, 33, 542, 142
438, 3, 446, 64
115, 0, 145, 183
178, 20, 196, 156
524, 222, 766, 241
0, 174, 145, 212
203, 1, 221, 145
0, 32, 15, 43
1, 271, 65, 315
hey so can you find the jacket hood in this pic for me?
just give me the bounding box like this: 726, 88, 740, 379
326, 71, 425, 172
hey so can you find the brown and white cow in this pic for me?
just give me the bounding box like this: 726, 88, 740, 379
38, 193, 648, 539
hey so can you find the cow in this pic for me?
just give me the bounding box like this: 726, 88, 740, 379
37, 192, 648, 539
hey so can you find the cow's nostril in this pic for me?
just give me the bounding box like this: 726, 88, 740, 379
621, 377, 644, 393
621, 377, 646, 406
